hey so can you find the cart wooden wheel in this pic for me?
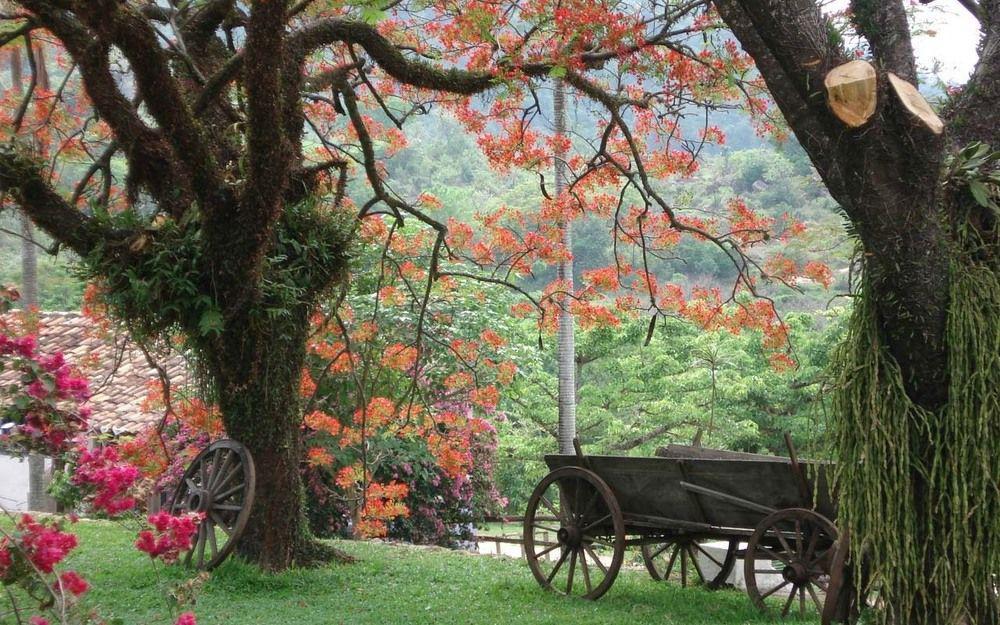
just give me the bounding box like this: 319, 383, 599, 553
170, 439, 256, 570
523, 466, 626, 600
822, 530, 888, 625
821, 530, 854, 625
744, 508, 837, 618
642, 537, 738, 589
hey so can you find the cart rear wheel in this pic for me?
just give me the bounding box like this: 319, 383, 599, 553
822, 530, 889, 625
169, 439, 256, 570
523, 466, 625, 600
745, 508, 837, 618
821, 530, 857, 625
642, 537, 737, 589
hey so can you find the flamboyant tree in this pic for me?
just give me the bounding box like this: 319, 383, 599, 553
709, 1, 1000, 624
0, 0, 801, 571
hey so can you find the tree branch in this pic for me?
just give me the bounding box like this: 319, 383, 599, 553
290, 19, 498, 94
712, 0, 848, 206
851, 0, 917, 81
17, 0, 195, 217
1, 147, 106, 256
948, 0, 1000, 147
72, 0, 226, 212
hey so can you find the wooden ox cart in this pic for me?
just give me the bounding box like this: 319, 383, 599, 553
523, 440, 854, 622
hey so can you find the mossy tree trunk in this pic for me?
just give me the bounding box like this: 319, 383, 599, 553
206, 306, 311, 570
713, 2, 1000, 623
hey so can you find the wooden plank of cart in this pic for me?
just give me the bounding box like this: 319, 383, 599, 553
522, 437, 856, 623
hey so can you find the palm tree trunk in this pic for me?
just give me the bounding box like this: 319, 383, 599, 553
554, 78, 576, 455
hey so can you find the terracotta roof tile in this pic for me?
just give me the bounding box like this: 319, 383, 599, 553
1, 311, 191, 434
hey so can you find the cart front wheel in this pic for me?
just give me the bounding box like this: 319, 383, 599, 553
744, 508, 837, 618
523, 466, 625, 600
642, 537, 737, 589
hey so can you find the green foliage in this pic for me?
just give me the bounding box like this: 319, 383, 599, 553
944, 141, 1000, 216
495, 310, 849, 513
75, 214, 219, 347
0, 213, 84, 310
829, 248, 1000, 625
75, 199, 354, 347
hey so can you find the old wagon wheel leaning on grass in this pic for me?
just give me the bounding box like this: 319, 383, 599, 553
523, 465, 626, 600
170, 439, 256, 570
744, 508, 838, 618
641, 536, 738, 589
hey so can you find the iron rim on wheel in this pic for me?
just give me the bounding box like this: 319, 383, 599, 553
642, 536, 738, 589
745, 508, 837, 618
523, 466, 625, 600
170, 439, 256, 570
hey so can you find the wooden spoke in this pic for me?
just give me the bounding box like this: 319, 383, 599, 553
532, 542, 561, 561
688, 546, 706, 583
756, 545, 792, 566
530, 523, 561, 534
692, 542, 724, 568
775, 529, 796, 559
195, 522, 208, 568
582, 535, 614, 548
680, 547, 688, 586
651, 543, 672, 560
579, 548, 593, 594
538, 495, 562, 520
209, 510, 233, 535
208, 521, 219, 560
565, 549, 577, 594
580, 514, 611, 534
761, 580, 791, 601
571, 478, 582, 520
804, 525, 820, 562
583, 544, 608, 575
214, 482, 246, 502
208, 449, 230, 491
214, 462, 243, 493
546, 549, 570, 584
806, 582, 823, 612
781, 586, 797, 617
664, 545, 681, 578
794, 520, 804, 557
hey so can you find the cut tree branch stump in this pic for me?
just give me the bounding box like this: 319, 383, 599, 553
825, 60, 877, 128
887, 72, 944, 134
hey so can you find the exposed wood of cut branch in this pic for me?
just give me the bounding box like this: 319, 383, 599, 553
824, 60, 877, 127
887, 72, 944, 134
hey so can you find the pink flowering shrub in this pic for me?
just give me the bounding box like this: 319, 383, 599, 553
0, 329, 91, 456
175, 613, 197, 625
0, 514, 89, 619
1, 287, 201, 625
71, 446, 142, 516
135, 512, 201, 564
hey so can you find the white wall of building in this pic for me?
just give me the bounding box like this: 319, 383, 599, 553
0, 453, 31, 511
0, 453, 55, 512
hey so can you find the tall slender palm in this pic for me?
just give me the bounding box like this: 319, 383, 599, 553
12, 40, 46, 511
554, 79, 576, 455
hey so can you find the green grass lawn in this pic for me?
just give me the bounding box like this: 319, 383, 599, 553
9, 519, 821, 625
